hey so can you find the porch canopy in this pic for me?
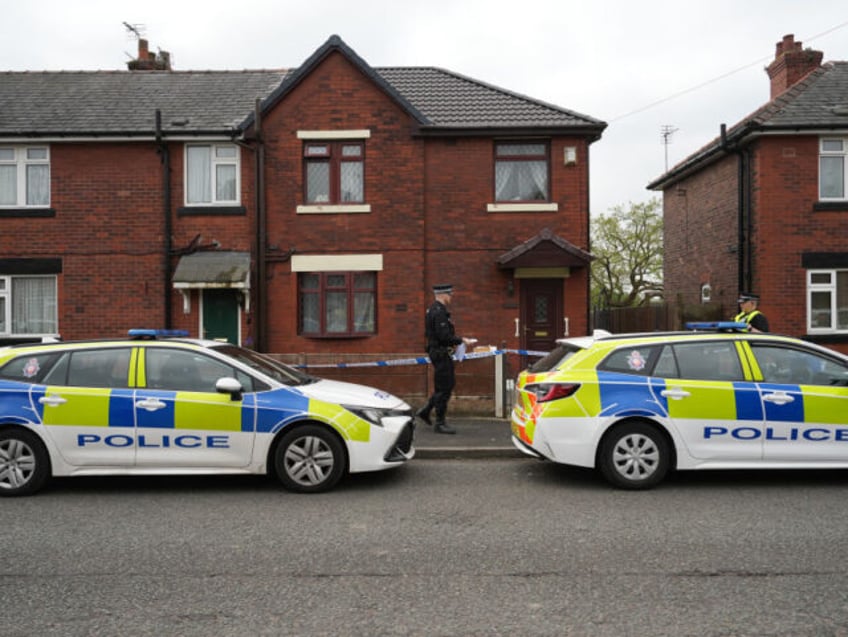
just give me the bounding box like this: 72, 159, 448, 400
172, 251, 251, 312
497, 227, 593, 274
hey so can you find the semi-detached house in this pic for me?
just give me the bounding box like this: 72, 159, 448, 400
0, 35, 606, 406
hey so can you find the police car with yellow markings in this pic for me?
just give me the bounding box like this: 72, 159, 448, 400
511, 323, 848, 489
0, 330, 414, 496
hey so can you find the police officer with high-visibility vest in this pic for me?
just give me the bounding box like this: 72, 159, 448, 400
734, 292, 769, 332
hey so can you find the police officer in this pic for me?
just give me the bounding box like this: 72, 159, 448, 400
415, 284, 474, 434
734, 292, 769, 332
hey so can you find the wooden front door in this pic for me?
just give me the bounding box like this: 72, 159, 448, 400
521, 279, 563, 355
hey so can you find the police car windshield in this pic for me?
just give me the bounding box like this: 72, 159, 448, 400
212, 345, 315, 386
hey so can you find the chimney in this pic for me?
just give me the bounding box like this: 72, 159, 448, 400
127, 37, 172, 71
765, 34, 822, 100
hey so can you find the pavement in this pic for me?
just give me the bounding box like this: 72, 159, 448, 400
412, 416, 523, 459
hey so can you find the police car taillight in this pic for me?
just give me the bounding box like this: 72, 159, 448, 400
530, 383, 580, 403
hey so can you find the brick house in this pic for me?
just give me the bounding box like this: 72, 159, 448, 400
648, 34, 848, 355
0, 35, 605, 406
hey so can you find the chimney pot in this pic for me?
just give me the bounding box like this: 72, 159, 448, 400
765, 33, 823, 100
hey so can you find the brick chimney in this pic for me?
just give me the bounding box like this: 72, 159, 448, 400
127, 38, 172, 71
765, 34, 822, 100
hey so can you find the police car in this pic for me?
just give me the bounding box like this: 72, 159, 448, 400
511, 323, 848, 489
0, 330, 414, 496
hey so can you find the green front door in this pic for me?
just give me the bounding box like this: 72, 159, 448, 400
202, 289, 239, 344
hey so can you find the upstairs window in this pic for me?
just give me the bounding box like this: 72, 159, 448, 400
299, 271, 376, 337
185, 144, 239, 205
0, 146, 50, 207
304, 142, 364, 204
808, 269, 848, 332
820, 138, 846, 200
495, 142, 548, 202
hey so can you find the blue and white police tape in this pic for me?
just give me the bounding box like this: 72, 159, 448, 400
296, 348, 549, 369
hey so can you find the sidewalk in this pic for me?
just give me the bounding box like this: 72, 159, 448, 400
413, 416, 522, 459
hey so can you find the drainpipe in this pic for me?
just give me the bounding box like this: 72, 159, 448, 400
720, 124, 752, 295
155, 110, 173, 328
253, 99, 267, 352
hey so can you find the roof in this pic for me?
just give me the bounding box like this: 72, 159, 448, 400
648, 61, 848, 190
0, 35, 605, 140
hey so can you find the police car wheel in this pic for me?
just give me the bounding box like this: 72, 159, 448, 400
274, 425, 345, 493
598, 422, 670, 490
0, 429, 50, 497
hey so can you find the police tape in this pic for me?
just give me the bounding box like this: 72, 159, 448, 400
296, 348, 549, 369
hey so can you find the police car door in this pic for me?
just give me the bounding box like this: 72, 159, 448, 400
37, 347, 136, 466
654, 340, 764, 461
749, 343, 848, 461
134, 347, 254, 467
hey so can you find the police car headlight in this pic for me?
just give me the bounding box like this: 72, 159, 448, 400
344, 406, 407, 427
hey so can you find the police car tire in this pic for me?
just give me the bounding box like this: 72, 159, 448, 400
274, 424, 346, 493
598, 422, 670, 490
0, 428, 50, 497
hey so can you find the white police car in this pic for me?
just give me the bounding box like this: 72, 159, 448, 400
0, 330, 414, 495
511, 323, 848, 489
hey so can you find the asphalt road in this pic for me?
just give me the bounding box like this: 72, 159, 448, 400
4, 459, 848, 636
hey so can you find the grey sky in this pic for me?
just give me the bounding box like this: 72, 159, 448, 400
3, 0, 848, 215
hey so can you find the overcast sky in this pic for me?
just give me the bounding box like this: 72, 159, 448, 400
4, 0, 848, 216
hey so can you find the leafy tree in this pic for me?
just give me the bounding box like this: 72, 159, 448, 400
591, 198, 663, 308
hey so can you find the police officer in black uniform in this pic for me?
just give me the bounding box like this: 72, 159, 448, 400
415, 284, 473, 434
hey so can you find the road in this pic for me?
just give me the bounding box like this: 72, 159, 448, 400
4, 459, 848, 636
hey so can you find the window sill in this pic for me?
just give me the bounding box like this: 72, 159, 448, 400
802, 333, 848, 344
0, 208, 56, 218
487, 203, 558, 213
813, 201, 848, 212
297, 204, 371, 214
177, 205, 246, 216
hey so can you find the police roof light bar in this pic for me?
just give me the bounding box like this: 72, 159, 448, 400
685, 321, 749, 332
128, 329, 190, 339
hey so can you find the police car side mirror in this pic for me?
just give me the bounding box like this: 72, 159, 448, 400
216, 377, 244, 401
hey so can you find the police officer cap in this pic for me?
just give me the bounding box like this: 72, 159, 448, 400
433, 283, 453, 295
737, 291, 759, 303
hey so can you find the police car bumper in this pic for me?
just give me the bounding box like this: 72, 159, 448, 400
348, 416, 415, 473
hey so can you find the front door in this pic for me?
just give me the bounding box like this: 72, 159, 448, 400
521, 279, 562, 355
202, 289, 239, 344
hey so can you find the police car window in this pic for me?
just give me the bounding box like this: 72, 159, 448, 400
653, 346, 679, 378
0, 351, 64, 384
672, 342, 743, 381
66, 349, 132, 388
598, 346, 661, 376
751, 344, 848, 386
528, 344, 581, 373
145, 348, 234, 393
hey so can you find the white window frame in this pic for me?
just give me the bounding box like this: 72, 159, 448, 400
184, 143, 240, 206
807, 268, 848, 333
819, 138, 847, 201
0, 146, 50, 208
0, 275, 58, 337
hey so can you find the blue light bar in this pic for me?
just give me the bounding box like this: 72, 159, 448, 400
685, 321, 749, 331
128, 329, 190, 339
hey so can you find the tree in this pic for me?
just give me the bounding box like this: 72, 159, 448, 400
591, 198, 663, 308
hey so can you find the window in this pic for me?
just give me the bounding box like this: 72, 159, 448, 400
495, 142, 548, 202
66, 349, 132, 388
145, 348, 241, 392
299, 271, 376, 337
185, 144, 239, 205
655, 342, 743, 381
599, 345, 662, 376
0, 275, 57, 336
0, 146, 50, 207
808, 269, 848, 332
304, 142, 364, 204
820, 138, 846, 200
750, 343, 848, 386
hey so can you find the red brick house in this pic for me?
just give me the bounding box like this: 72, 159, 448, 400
0, 36, 605, 406
649, 34, 848, 355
